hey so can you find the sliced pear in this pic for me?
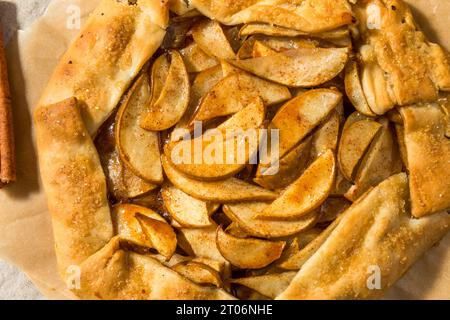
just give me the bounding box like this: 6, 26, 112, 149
228, 48, 348, 87
220, 60, 242, 77
338, 119, 382, 182
267, 89, 342, 162
343, 111, 372, 130
310, 109, 341, 159
163, 155, 277, 202
239, 23, 350, 40
141, 50, 190, 131
252, 40, 277, 58
237, 35, 319, 60
172, 261, 223, 287
177, 224, 226, 262
361, 61, 395, 115
192, 72, 291, 122
149, 54, 170, 107
225, 223, 252, 238
216, 227, 285, 269
223, 202, 318, 239
112, 204, 167, 249
95, 117, 157, 200
161, 183, 213, 228
171, 65, 224, 142
118, 161, 157, 198
254, 136, 312, 191
231, 272, 296, 299
345, 121, 402, 202
257, 150, 336, 221
136, 213, 177, 260
345, 60, 376, 116
180, 41, 219, 73
257, 36, 318, 52
192, 19, 236, 60
167, 98, 264, 180
191, 65, 224, 102
115, 74, 163, 184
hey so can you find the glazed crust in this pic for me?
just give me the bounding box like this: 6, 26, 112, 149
277, 174, 450, 299
400, 103, 450, 217
38, 0, 169, 135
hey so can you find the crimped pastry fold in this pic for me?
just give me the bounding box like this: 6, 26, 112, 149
190, 0, 353, 33
354, 0, 450, 114
34, 97, 113, 275
75, 237, 235, 300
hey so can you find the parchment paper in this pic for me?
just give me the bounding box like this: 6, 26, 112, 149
0, 0, 449, 300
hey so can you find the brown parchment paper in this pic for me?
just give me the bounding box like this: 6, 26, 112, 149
0, 0, 449, 300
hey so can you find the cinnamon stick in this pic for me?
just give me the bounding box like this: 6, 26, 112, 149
0, 25, 16, 187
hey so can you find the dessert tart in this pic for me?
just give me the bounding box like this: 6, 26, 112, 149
34, 0, 450, 299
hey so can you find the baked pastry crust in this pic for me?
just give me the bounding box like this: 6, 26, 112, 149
190, 0, 354, 33
354, 0, 450, 114
399, 103, 450, 217
76, 237, 234, 300
34, 97, 113, 274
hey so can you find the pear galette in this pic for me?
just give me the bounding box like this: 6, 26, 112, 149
34, 0, 450, 300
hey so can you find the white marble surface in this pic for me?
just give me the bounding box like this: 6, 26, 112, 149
0, 0, 50, 300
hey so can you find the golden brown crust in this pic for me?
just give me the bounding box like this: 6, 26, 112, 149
355, 0, 450, 113
34, 97, 113, 274
38, 0, 169, 135
277, 174, 450, 300
399, 103, 450, 217
76, 237, 235, 300
191, 0, 353, 33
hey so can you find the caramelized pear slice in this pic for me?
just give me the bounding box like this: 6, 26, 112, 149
162, 156, 277, 203
228, 48, 349, 87
257, 150, 336, 220
141, 50, 190, 131
216, 227, 285, 269
115, 74, 163, 184
192, 72, 291, 123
